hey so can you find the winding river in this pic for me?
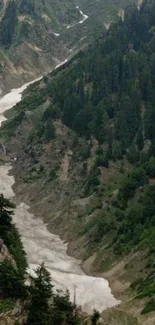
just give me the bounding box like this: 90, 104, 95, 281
0, 71, 120, 314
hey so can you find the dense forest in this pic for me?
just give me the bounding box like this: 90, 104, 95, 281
1, 0, 155, 321
45, 0, 155, 149
6, 0, 155, 153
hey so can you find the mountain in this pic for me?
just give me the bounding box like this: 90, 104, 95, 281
0, 0, 81, 95
0, 0, 137, 95
2, 0, 155, 324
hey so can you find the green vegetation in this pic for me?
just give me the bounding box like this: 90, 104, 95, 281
0, 194, 27, 300
102, 309, 138, 325
0, 0, 17, 47
0, 299, 15, 313
0, 0, 81, 50
0, 0, 137, 95
141, 298, 155, 314
0, 194, 27, 274
27, 263, 53, 325
0, 259, 26, 299
2, 0, 155, 320
0, 194, 101, 324
33, 0, 155, 309
27, 262, 100, 325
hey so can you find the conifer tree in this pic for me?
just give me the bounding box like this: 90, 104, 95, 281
91, 310, 100, 325
27, 263, 53, 325
51, 290, 80, 325
44, 119, 56, 142
0, 259, 26, 299
0, 194, 15, 240
136, 128, 144, 151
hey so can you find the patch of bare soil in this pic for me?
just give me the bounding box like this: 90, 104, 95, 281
59, 150, 72, 181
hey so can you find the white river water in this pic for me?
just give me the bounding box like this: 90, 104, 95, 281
0, 70, 120, 314
67, 6, 88, 29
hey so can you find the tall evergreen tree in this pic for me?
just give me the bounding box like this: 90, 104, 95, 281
91, 310, 100, 325
27, 263, 53, 325
136, 128, 144, 151
44, 119, 56, 142
0, 194, 15, 241
0, 259, 26, 299
50, 290, 80, 325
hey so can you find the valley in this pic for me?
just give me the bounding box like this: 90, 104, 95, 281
0, 76, 120, 315
0, 0, 155, 325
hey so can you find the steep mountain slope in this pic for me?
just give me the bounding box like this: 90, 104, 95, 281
0, 0, 81, 95
76, 0, 131, 24
0, 0, 137, 95
1, 0, 155, 324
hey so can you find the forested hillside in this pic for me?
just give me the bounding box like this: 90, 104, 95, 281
0, 0, 81, 94
1, 0, 155, 324
0, 0, 136, 95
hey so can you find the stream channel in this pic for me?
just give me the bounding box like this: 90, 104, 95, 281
0, 70, 120, 314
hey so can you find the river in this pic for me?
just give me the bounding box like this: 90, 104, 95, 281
0, 74, 120, 314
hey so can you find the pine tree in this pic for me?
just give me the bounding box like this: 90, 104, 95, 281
50, 291, 79, 325
27, 263, 53, 325
127, 144, 139, 164
136, 128, 144, 151
0, 194, 15, 241
44, 119, 56, 142
0, 259, 26, 299
91, 310, 100, 325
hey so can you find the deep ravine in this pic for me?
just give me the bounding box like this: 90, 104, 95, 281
0, 68, 120, 314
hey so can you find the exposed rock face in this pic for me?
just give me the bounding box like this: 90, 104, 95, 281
0, 300, 26, 325
0, 244, 25, 325
0, 241, 16, 267
11, 300, 23, 317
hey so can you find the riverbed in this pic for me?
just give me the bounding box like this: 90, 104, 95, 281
0, 77, 120, 314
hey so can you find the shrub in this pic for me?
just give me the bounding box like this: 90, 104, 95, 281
141, 299, 155, 314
